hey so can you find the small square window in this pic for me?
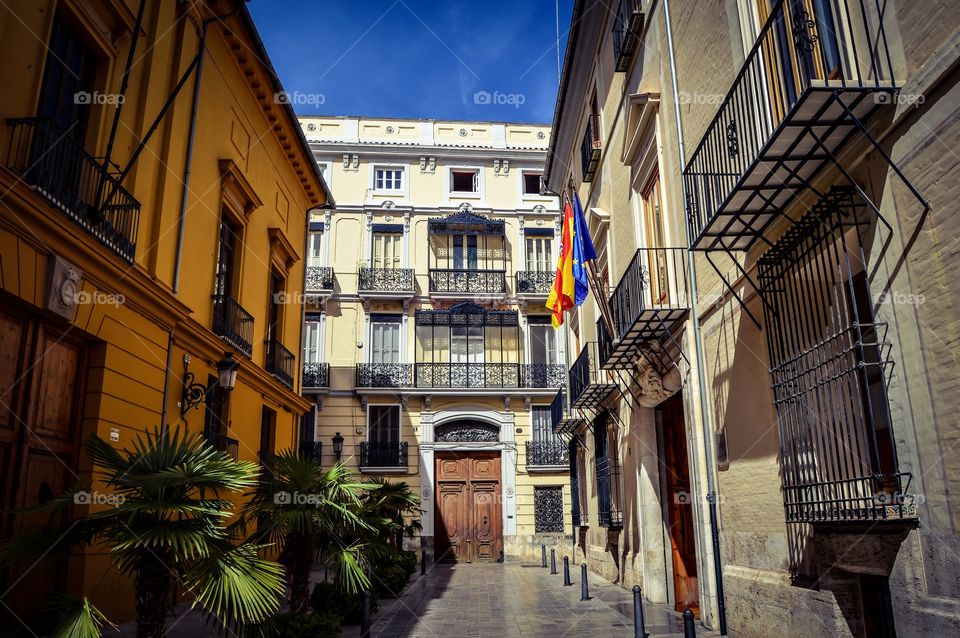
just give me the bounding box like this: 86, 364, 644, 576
451, 170, 478, 193
523, 172, 542, 195
375, 168, 404, 192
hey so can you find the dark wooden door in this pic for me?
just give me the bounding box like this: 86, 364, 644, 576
434, 451, 502, 563
0, 306, 86, 628
659, 394, 700, 616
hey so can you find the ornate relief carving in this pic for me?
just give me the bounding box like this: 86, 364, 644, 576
434, 421, 499, 442
634, 358, 680, 407
45, 255, 82, 321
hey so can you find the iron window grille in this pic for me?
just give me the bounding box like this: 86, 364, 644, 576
527, 442, 570, 468
594, 413, 623, 529
758, 187, 911, 524
569, 439, 582, 528
358, 441, 408, 468
534, 486, 565, 533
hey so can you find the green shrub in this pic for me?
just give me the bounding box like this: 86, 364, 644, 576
396, 550, 418, 576
262, 612, 341, 638
310, 582, 379, 625
373, 565, 410, 598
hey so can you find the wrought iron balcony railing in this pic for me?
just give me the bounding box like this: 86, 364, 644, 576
428, 268, 506, 295
415, 362, 521, 388
305, 265, 334, 292
550, 389, 581, 435
358, 441, 408, 469
302, 362, 330, 389
612, 0, 643, 72
6, 117, 140, 261
212, 294, 254, 358
358, 267, 415, 294
523, 364, 566, 388
601, 247, 690, 371
580, 114, 601, 183
526, 441, 570, 468
682, 0, 898, 251
299, 441, 322, 463
265, 338, 295, 389
356, 363, 413, 388
516, 270, 554, 295
569, 341, 616, 409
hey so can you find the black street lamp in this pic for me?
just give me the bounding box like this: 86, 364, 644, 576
332, 432, 344, 460
181, 352, 240, 416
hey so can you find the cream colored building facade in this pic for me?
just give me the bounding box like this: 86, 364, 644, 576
546, 1, 960, 637
295, 116, 573, 561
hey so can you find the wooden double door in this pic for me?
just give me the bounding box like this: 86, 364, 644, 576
434, 451, 502, 563
0, 304, 87, 627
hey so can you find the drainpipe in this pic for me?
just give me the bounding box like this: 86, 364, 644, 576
159, 327, 175, 436
172, 5, 244, 293
663, 0, 727, 634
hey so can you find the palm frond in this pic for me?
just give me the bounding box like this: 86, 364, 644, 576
43, 593, 114, 638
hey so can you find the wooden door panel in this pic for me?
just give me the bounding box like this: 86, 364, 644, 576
435, 481, 467, 562
0, 310, 26, 434
31, 333, 81, 443
471, 482, 500, 561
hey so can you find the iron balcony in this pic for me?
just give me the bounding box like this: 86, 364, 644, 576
212, 294, 254, 358
682, 0, 898, 251
355, 362, 565, 390
300, 441, 323, 464
302, 362, 330, 390
305, 265, 334, 295
600, 247, 690, 372
568, 341, 617, 409
6, 117, 140, 262
358, 267, 415, 298
525, 441, 570, 470
358, 441, 408, 470
580, 113, 601, 183
612, 0, 644, 72
265, 337, 296, 389
428, 268, 506, 297
516, 270, 554, 296
550, 388, 582, 436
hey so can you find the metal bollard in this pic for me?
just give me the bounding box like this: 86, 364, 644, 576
361, 590, 371, 638
541, 544, 547, 567
550, 548, 557, 574
421, 550, 427, 576
633, 585, 647, 638
563, 556, 572, 586
683, 608, 696, 638
580, 563, 590, 600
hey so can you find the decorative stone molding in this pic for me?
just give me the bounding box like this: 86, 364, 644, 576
343, 153, 359, 171
503, 395, 512, 410
360, 395, 368, 412
634, 358, 682, 407
45, 255, 82, 321
423, 395, 432, 410
400, 394, 409, 411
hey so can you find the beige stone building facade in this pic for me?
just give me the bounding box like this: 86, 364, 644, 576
294, 116, 574, 562
545, 0, 960, 636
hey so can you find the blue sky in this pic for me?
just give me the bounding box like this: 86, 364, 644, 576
249, 0, 575, 123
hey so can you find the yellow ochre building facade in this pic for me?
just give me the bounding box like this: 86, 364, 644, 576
0, 0, 328, 624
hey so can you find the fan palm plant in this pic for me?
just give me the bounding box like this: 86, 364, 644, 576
242, 452, 372, 613
0, 427, 286, 638
362, 479, 422, 549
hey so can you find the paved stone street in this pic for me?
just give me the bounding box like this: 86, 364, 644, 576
345, 561, 710, 638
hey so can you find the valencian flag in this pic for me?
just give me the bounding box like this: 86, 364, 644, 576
546, 192, 597, 327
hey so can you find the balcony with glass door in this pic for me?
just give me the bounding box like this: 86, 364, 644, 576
526, 405, 569, 472
359, 405, 408, 473
301, 315, 329, 393
427, 212, 506, 300
356, 314, 413, 391
516, 232, 555, 299
358, 225, 415, 300
524, 316, 566, 388
304, 223, 334, 299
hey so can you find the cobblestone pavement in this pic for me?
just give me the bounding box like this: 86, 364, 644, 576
344, 561, 712, 638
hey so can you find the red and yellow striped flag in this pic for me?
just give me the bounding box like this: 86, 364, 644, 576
546, 200, 576, 327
